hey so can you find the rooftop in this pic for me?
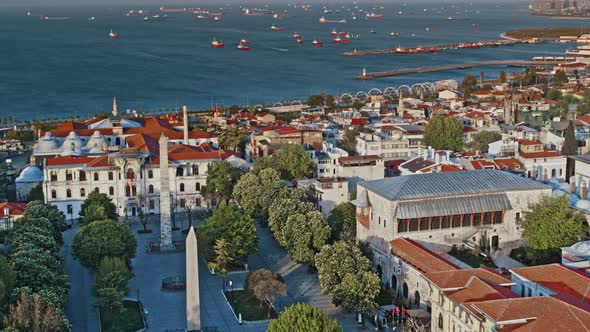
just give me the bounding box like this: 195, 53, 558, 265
510, 264, 590, 302
361, 170, 550, 201
390, 238, 459, 274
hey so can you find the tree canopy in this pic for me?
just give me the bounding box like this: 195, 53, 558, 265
285, 211, 331, 265
328, 202, 357, 243
315, 241, 371, 296
267, 303, 343, 332
246, 269, 287, 318
553, 70, 568, 87
22, 201, 67, 244
253, 144, 315, 180
218, 126, 244, 152
520, 196, 588, 256
72, 220, 137, 269
561, 120, 578, 156
232, 168, 282, 217
423, 115, 464, 151
337, 127, 360, 155
334, 271, 380, 314
203, 160, 241, 207
268, 189, 315, 248
79, 192, 118, 222
467, 131, 502, 153
460, 75, 478, 98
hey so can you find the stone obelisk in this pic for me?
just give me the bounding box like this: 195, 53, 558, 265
159, 134, 173, 250
186, 227, 201, 331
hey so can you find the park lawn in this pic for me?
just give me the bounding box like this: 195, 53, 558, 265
100, 300, 144, 332
450, 250, 497, 269
224, 289, 278, 321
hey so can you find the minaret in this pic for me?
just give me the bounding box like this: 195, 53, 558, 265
159, 134, 173, 250
183, 105, 189, 145
112, 97, 118, 117
398, 93, 404, 114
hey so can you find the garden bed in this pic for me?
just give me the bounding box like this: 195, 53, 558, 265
224, 289, 278, 321
100, 300, 145, 332
449, 250, 497, 268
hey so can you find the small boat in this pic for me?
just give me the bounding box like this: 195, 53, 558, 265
339, 31, 347, 36
293, 32, 301, 39
195, 15, 207, 19
333, 36, 342, 43
331, 28, 338, 36
369, 30, 376, 34
108, 29, 118, 39
366, 12, 384, 19
296, 38, 303, 44
319, 16, 347, 23
271, 25, 284, 31
472, 23, 480, 28
389, 32, 399, 37
425, 27, 431, 32
213, 16, 221, 22
89, 16, 95, 21
273, 13, 280, 19
240, 39, 250, 44
341, 39, 349, 44
211, 37, 224, 48
237, 42, 250, 51
312, 39, 323, 47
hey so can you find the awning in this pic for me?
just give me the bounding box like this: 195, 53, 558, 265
395, 193, 512, 219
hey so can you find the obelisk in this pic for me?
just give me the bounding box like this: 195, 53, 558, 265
186, 227, 201, 331
159, 134, 173, 249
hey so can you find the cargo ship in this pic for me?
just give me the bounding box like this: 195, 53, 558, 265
160, 7, 188, 13
366, 12, 384, 19
319, 16, 347, 23
237, 42, 250, 51
271, 25, 285, 31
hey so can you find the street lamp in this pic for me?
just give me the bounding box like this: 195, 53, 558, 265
228, 280, 233, 306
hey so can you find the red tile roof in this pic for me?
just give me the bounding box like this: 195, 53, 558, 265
390, 238, 459, 274
0, 202, 27, 217
518, 150, 563, 159
510, 264, 590, 302
425, 268, 515, 290
46, 156, 101, 167
471, 159, 497, 170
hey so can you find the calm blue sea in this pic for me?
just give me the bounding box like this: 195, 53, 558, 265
0, 2, 581, 119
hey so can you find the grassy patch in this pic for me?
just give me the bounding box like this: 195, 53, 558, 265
509, 246, 561, 266
100, 300, 144, 332
450, 250, 497, 269
224, 289, 278, 321
505, 27, 590, 39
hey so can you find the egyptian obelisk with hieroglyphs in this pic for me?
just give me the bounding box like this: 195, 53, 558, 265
186, 227, 201, 331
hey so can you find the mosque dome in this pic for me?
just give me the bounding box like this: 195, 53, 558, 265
570, 240, 590, 255
35, 132, 59, 152
85, 131, 107, 149
87, 143, 105, 155
61, 131, 84, 150
15, 166, 43, 183
575, 200, 590, 212
61, 142, 83, 156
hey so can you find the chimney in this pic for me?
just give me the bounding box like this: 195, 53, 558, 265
3, 207, 9, 217
570, 176, 577, 193
582, 181, 588, 199
183, 105, 189, 145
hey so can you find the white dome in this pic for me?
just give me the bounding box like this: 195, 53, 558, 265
575, 199, 590, 212
61, 142, 83, 156
85, 131, 107, 149
35, 132, 59, 152
87, 143, 105, 155
570, 240, 590, 255
15, 166, 43, 183
558, 183, 571, 192
61, 131, 84, 150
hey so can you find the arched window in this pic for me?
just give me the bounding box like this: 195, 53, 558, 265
149, 185, 154, 194
80, 188, 86, 197
402, 283, 409, 299
115, 137, 121, 146
94, 172, 99, 181
125, 185, 131, 197
148, 170, 153, 179
180, 183, 185, 192
66, 189, 72, 198
431, 217, 440, 230
438, 313, 443, 329
51, 190, 57, 199
94, 187, 99, 193
126, 168, 135, 180
50, 171, 57, 182
414, 291, 420, 307
196, 197, 201, 207
441, 216, 450, 229
195, 182, 201, 191
79, 171, 87, 181
483, 212, 492, 225
108, 172, 114, 181
109, 187, 114, 196
180, 198, 186, 208
149, 200, 155, 210
131, 185, 137, 196
192, 165, 199, 175
452, 215, 461, 228
65, 170, 73, 181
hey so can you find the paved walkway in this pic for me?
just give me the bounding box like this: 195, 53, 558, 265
63, 224, 100, 332
491, 247, 525, 269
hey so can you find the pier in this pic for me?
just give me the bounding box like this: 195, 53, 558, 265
357, 60, 569, 80
342, 40, 525, 57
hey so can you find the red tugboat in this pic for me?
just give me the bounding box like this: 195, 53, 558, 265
271, 25, 284, 31
237, 41, 250, 50
296, 38, 303, 44
312, 39, 323, 47
211, 37, 224, 48
472, 23, 480, 28
341, 39, 349, 44
108, 29, 118, 39
333, 36, 341, 43
293, 32, 301, 39
395, 46, 409, 54
331, 28, 338, 36
240, 39, 250, 44
339, 31, 347, 36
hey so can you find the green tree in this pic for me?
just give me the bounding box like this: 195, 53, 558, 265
499, 70, 507, 84
423, 115, 464, 151
232, 168, 282, 217
0, 255, 15, 310
520, 196, 588, 260
315, 241, 371, 296
26, 184, 44, 202
198, 203, 258, 265
218, 127, 244, 152
285, 211, 331, 266
80, 202, 108, 226
546, 88, 563, 101
554, 70, 568, 87
551, 94, 581, 119
327, 202, 356, 243
334, 271, 380, 314
267, 303, 343, 332
275, 144, 314, 180
561, 120, 578, 156
22, 201, 67, 244
337, 127, 360, 155
307, 95, 324, 108
72, 220, 137, 269
246, 269, 287, 318
268, 189, 315, 248
461, 75, 478, 98
79, 192, 118, 222
96, 256, 132, 292
467, 131, 502, 153
207, 239, 234, 275
203, 161, 241, 207
351, 100, 365, 111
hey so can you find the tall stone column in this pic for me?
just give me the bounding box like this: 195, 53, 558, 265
159, 134, 173, 249
186, 227, 201, 331
183, 105, 189, 145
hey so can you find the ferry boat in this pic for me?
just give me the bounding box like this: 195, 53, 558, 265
319, 16, 347, 23
108, 30, 118, 39
566, 45, 590, 57
271, 25, 284, 31
312, 39, 323, 47
211, 38, 224, 48
237, 42, 250, 51
366, 12, 384, 19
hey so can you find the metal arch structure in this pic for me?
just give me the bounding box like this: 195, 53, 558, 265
290, 100, 304, 106
253, 104, 265, 111
383, 87, 398, 97
368, 88, 383, 96
338, 93, 354, 104
355, 91, 370, 102
397, 85, 412, 97
434, 79, 458, 91
272, 102, 284, 108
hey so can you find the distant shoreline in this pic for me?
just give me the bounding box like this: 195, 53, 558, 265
503, 27, 590, 40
